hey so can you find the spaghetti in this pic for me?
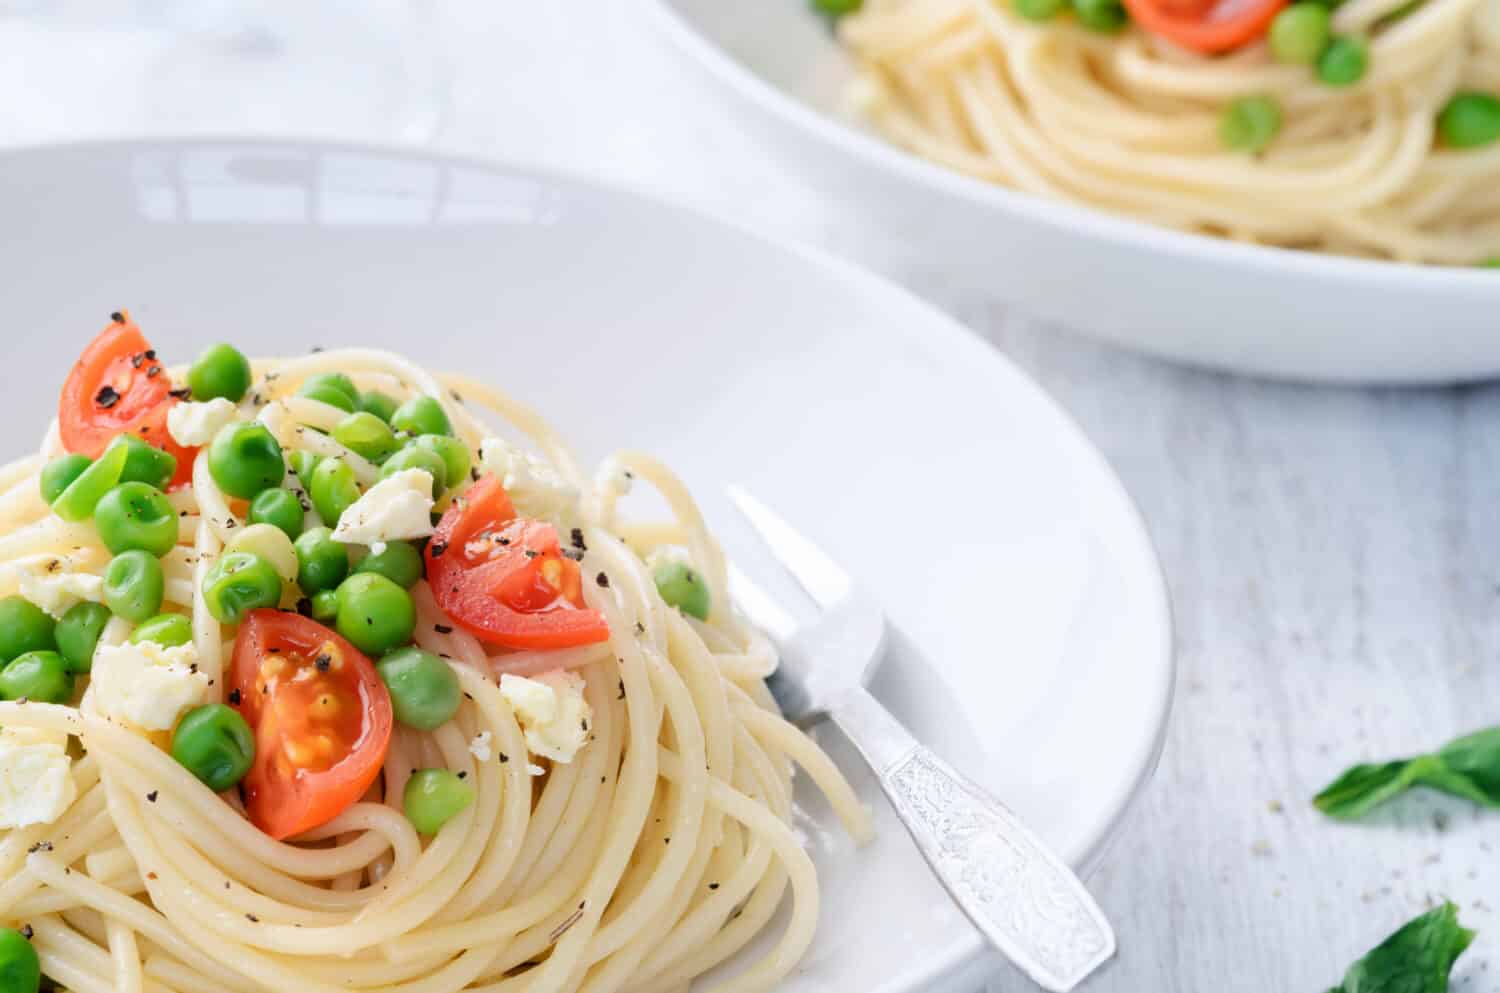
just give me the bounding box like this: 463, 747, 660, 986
838, 0, 1500, 263
0, 324, 870, 993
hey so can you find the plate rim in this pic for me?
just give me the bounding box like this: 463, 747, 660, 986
0, 135, 1176, 990
642, 0, 1500, 290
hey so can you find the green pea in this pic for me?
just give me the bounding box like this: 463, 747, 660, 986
1437, 91, 1500, 149
310, 589, 340, 622
0, 651, 73, 704
403, 768, 474, 834
289, 450, 323, 487
1268, 3, 1330, 63
0, 596, 56, 663
51, 435, 129, 522
377, 647, 461, 731
1015, 0, 1065, 19
39, 453, 91, 505
380, 447, 448, 497
354, 541, 424, 589
357, 391, 400, 423
299, 373, 359, 412
248, 488, 306, 540
1220, 95, 1282, 153
308, 458, 360, 527
171, 704, 255, 792
55, 601, 110, 673
336, 573, 415, 655
810, 0, 861, 13
0, 926, 40, 993
116, 433, 178, 491
129, 612, 194, 648
94, 481, 179, 557
390, 396, 453, 438
104, 550, 165, 622
333, 412, 400, 464
187, 343, 252, 403
1317, 36, 1367, 86
208, 422, 284, 500
294, 527, 350, 595
1072, 0, 1127, 32
410, 435, 470, 488
653, 562, 712, 621
201, 551, 282, 625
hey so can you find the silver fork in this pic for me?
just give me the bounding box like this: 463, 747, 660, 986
726, 486, 1116, 993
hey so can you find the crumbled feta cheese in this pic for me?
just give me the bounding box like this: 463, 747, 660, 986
480, 438, 577, 518
91, 641, 209, 732
331, 470, 435, 546
167, 397, 240, 447
593, 456, 634, 501
499, 670, 592, 764
468, 731, 493, 762
527, 763, 546, 777
0, 736, 76, 828
18, 563, 105, 620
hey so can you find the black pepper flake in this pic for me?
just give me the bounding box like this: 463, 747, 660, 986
223, 518, 236, 529
130, 352, 146, 369
434, 624, 453, 634
581, 719, 589, 732
110, 311, 124, 324
310, 345, 324, 353
617, 680, 625, 700
570, 528, 586, 551
95, 385, 121, 409
596, 572, 609, 588
228, 688, 242, 704
144, 349, 156, 360
146, 790, 159, 802
26, 841, 52, 854
18, 924, 32, 940
562, 549, 583, 561
496, 537, 510, 546
498, 752, 510, 763
634, 622, 645, 635
315, 654, 332, 672
246, 913, 259, 923
524, 549, 539, 559
168, 386, 192, 401
470, 466, 480, 483
457, 771, 468, 780
146, 365, 162, 378
709, 883, 720, 890
430, 540, 448, 558
664, 837, 671, 844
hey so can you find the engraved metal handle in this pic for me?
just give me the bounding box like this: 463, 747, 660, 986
831, 687, 1116, 992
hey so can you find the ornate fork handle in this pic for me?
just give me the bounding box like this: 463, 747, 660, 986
831, 687, 1116, 992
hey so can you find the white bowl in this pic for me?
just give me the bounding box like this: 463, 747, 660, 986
644, 0, 1500, 384
0, 139, 1172, 993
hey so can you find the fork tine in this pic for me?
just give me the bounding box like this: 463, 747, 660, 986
727, 486, 852, 609
726, 564, 799, 644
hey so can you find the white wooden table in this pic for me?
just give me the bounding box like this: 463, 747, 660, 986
2, 3, 1493, 989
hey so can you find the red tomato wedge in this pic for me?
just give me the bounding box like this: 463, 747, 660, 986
59, 314, 197, 488
230, 611, 393, 840
1121, 0, 1287, 53
426, 474, 611, 651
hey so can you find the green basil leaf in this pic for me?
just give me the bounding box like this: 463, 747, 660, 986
1315, 727, 1500, 820
1326, 902, 1474, 993
1434, 727, 1500, 803
1313, 759, 1419, 820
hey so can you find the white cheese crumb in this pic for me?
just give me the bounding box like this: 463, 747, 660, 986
468, 731, 493, 762
331, 469, 435, 546
0, 735, 76, 828
18, 563, 105, 620
91, 641, 209, 732
527, 763, 546, 777
480, 437, 577, 518
167, 397, 240, 447
592, 456, 634, 501
499, 670, 592, 764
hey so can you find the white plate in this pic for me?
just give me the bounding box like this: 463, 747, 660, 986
0, 140, 1172, 993
644, 0, 1500, 385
